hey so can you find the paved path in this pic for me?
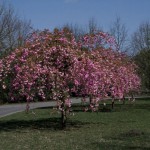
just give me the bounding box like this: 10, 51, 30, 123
0, 96, 150, 118
0, 98, 82, 118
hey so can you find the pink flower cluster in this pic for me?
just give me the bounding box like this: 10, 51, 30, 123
0, 28, 140, 112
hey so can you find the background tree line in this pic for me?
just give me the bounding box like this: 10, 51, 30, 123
0, 2, 150, 94
0, 2, 32, 57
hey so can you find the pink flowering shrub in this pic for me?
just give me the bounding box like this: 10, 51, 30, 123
0, 28, 140, 127
72, 32, 140, 111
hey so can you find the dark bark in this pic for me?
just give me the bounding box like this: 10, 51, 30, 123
89, 95, 92, 104
122, 95, 126, 105
111, 97, 115, 109
61, 103, 67, 129
61, 110, 67, 129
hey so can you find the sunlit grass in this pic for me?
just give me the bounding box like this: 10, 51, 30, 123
0, 98, 150, 150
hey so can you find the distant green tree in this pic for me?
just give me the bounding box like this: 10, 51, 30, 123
133, 48, 150, 90
131, 22, 150, 91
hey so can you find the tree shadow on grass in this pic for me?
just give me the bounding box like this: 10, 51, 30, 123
134, 104, 150, 111
0, 117, 86, 132
89, 128, 150, 149
37, 102, 150, 113
101, 130, 150, 150
89, 141, 149, 150
102, 103, 150, 112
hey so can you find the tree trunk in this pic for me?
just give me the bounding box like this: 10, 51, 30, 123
89, 95, 92, 104
111, 97, 115, 109
61, 102, 67, 129
122, 95, 125, 105
131, 93, 134, 101
61, 110, 67, 129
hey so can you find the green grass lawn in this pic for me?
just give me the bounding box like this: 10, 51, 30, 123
0, 98, 150, 150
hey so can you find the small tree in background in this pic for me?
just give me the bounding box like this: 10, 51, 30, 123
131, 22, 150, 54
109, 17, 128, 51
0, 2, 32, 56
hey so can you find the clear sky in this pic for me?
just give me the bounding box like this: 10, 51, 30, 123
4, 0, 150, 35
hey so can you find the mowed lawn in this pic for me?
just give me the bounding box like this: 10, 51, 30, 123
0, 98, 150, 150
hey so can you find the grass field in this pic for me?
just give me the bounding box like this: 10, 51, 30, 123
0, 98, 150, 150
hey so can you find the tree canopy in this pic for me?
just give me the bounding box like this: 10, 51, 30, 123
0, 28, 140, 127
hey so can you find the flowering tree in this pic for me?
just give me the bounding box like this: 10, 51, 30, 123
0, 28, 140, 127
0, 28, 80, 127
74, 32, 140, 109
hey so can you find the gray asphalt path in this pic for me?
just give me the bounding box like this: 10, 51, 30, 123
0, 98, 82, 118
0, 96, 150, 118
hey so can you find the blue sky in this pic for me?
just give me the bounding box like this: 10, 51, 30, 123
5, 0, 150, 35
